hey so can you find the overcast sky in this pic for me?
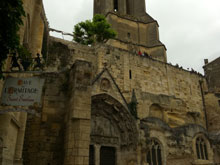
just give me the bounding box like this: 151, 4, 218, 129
43, 0, 220, 74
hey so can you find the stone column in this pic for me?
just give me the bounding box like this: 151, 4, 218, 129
14, 112, 27, 165
94, 144, 100, 165
64, 60, 92, 165
116, 147, 121, 165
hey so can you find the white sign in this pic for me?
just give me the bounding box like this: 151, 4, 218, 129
1, 77, 45, 106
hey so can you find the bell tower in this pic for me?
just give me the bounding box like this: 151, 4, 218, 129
94, 0, 146, 17
93, 0, 167, 63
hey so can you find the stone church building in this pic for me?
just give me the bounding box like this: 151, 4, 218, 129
0, 0, 220, 165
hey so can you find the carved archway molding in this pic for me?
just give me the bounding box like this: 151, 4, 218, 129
91, 94, 138, 150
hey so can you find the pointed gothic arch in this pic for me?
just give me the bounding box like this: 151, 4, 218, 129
193, 133, 212, 162
146, 139, 163, 165
90, 94, 138, 164
91, 94, 138, 148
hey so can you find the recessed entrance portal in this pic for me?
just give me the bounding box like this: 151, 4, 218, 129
100, 146, 116, 165
90, 94, 138, 165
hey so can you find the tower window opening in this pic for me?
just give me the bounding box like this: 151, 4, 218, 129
218, 100, 220, 106
114, 0, 118, 11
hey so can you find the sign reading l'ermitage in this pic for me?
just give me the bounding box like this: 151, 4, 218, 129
1, 77, 45, 106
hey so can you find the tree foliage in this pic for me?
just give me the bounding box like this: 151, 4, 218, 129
0, 0, 25, 77
73, 14, 116, 45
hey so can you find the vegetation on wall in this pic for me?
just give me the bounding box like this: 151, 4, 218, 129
0, 0, 25, 78
73, 14, 116, 45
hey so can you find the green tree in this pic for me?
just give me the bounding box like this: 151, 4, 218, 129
73, 14, 116, 45
0, 0, 25, 78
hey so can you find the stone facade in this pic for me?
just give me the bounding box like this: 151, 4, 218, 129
0, 0, 220, 165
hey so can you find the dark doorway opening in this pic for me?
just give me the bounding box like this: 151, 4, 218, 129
89, 145, 95, 165
100, 146, 116, 165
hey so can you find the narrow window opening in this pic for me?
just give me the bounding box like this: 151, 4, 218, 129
204, 144, 208, 160
147, 150, 151, 164
218, 100, 220, 106
196, 141, 200, 159
157, 146, 162, 165
126, 0, 130, 14
152, 147, 157, 165
114, 0, 118, 11
129, 70, 132, 79
200, 142, 204, 159
127, 32, 131, 39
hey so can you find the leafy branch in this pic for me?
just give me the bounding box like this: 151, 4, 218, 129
73, 14, 116, 45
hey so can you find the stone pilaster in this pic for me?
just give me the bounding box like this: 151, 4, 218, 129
64, 60, 92, 165
94, 144, 100, 165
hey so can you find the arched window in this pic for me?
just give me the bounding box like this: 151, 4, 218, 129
196, 137, 208, 160
146, 139, 162, 165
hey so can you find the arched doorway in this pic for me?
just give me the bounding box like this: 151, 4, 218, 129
90, 94, 138, 165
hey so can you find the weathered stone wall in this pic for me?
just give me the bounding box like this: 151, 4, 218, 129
19, 34, 215, 164
205, 93, 220, 132
204, 57, 220, 93
141, 118, 214, 165
2, 0, 219, 164
23, 73, 66, 165
47, 37, 206, 129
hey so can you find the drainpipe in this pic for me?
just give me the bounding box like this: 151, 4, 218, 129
199, 80, 208, 130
